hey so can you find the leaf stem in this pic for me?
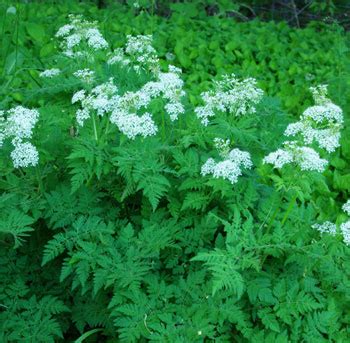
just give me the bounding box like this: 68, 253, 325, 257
36, 165, 44, 194
92, 113, 98, 142
281, 194, 297, 226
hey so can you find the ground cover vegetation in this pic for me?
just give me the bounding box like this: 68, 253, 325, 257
0, 1, 349, 342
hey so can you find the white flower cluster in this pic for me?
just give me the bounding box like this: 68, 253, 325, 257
73, 69, 95, 84
0, 106, 39, 168
72, 78, 119, 126
201, 139, 253, 184
263, 86, 343, 173
312, 221, 337, 236
312, 200, 350, 246
39, 68, 61, 78
112, 112, 158, 140
195, 74, 264, 126
107, 35, 159, 73
213, 137, 231, 158
340, 200, 350, 245
56, 15, 108, 57
340, 221, 350, 246
342, 200, 350, 216
110, 65, 185, 133
72, 66, 184, 139
284, 85, 343, 153
263, 142, 328, 172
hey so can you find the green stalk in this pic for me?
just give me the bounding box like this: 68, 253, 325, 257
92, 113, 98, 142
161, 111, 166, 142
35, 166, 44, 194
281, 194, 297, 226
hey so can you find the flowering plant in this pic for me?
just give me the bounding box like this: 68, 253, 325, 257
0, 15, 349, 343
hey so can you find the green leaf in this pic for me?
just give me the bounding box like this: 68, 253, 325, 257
258, 309, 280, 333
26, 22, 46, 42
4, 50, 24, 75
74, 329, 103, 343
0, 210, 35, 248
137, 174, 170, 211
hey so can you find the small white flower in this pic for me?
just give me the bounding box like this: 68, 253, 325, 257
5, 106, 39, 140
201, 158, 216, 176
211, 159, 242, 184
312, 221, 337, 236
39, 68, 61, 78
72, 90, 86, 104
56, 15, 108, 57
342, 200, 350, 216
195, 74, 263, 126
315, 129, 341, 153
76, 108, 91, 127
109, 35, 159, 73
164, 102, 184, 121
0, 111, 6, 147
310, 84, 329, 105
201, 145, 252, 184
107, 48, 131, 66
340, 221, 350, 245
214, 138, 231, 157
302, 103, 343, 125
168, 65, 182, 74
0, 132, 5, 148
296, 146, 328, 172
66, 33, 82, 49
263, 142, 327, 172
228, 148, 253, 169
86, 28, 108, 50
10, 140, 39, 168
263, 149, 294, 169
55, 24, 74, 38
284, 85, 343, 153
0, 106, 40, 168
195, 106, 215, 126
111, 112, 158, 139
73, 69, 95, 83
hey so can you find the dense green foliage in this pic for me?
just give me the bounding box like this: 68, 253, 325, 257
0, 1, 349, 342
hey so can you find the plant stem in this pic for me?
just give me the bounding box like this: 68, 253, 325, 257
161, 111, 166, 142
36, 166, 44, 194
281, 193, 297, 226
92, 114, 98, 142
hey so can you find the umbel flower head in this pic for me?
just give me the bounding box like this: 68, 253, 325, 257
340, 221, 350, 246
108, 34, 159, 74
284, 85, 343, 153
0, 106, 39, 168
263, 141, 328, 172
72, 64, 185, 139
10, 139, 39, 168
56, 14, 108, 57
72, 78, 119, 126
341, 200, 350, 246
107, 36, 185, 120
73, 69, 95, 84
312, 199, 350, 246
195, 73, 263, 126
201, 138, 253, 184
342, 200, 350, 216
39, 68, 61, 78
312, 221, 337, 236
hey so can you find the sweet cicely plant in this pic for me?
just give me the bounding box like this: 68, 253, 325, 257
0, 15, 349, 343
